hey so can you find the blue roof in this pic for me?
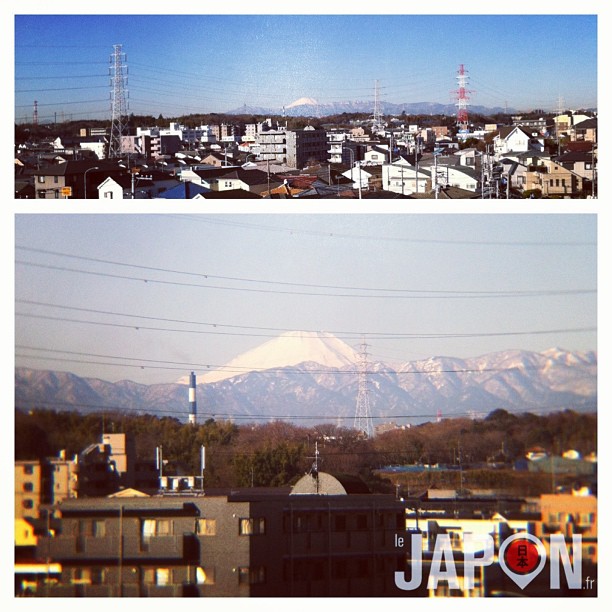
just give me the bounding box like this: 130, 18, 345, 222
157, 182, 211, 199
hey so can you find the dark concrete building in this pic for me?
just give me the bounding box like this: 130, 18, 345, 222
32, 473, 406, 597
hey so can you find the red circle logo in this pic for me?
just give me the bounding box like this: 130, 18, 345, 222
504, 538, 540, 574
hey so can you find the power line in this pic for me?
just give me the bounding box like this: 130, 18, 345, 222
15, 400, 597, 421
16, 345, 593, 377
16, 300, 595, 341
171, 217, 596, 248
15, 248, 595, 298
15, 260, 595, 300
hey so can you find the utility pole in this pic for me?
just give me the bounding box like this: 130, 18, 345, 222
414, 145, 419, 194
434, 150, 439, 198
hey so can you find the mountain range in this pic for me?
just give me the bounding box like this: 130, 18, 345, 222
14, 332, 596, 426
227, 97, 512, 118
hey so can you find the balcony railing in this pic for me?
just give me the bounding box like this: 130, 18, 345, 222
42, 534, 198, 562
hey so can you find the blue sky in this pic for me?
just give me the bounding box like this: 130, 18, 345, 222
13, 10, 597, 123
14, 214, 597, 385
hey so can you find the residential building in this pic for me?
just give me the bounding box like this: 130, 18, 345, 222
381, 160, 431, 195
493, 126, 541, 156
538, 493, 597, 564
363, 146, 389, 165
571, 118, 597, 143
97, 170, 179, 199
555, 150, 596, 180
15, 460, 45, 520
525, 159, 585, 197
32, 161, 122, 199
256, 128, 288, 164
31, 473, 406, 597
285, 127, 328, 169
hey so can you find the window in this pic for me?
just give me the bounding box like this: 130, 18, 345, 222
238, 566, 266, 585
24, 465, 34, 475
38, 176, 46, 183
23, 482, 34, 492
73, 568, 91, 584
196, 518, 217, 536
92, 520, 106, 538
142, 518, 173, 538
196, 567, 215, 585
104, 191, 114, 199
90, 567, 106, 585
334, 515, 346, 532
240, 517, 265, 535
144, 568, 170, 586
356, 514, 368, 530
53, 175, 59, 184
580, 513, 595, 525
22, 499, 34, 509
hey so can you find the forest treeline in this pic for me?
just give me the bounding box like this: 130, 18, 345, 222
15, 408, 596, 491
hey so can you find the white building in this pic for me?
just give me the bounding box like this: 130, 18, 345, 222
381, 159, 430, 195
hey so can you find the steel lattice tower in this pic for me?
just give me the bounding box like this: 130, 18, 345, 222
371, 79, 383, 131
109, 44, 128, 159
353, 338, 373, 437
452, 64, 473, 132
33, 100, 38, 126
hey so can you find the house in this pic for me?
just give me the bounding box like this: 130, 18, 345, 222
31, 160, 126, 199
524, 158, 585, 197
207, 167, 283, 195
381, 160, 430, 195
420, 155, 480, 192
571, 118, 597, 143
493, 126, 542, 156
341, 165, 372, 192
97, 171, 180, 199
555, 150, 596, 180
155, 181, 211, 199
363, 146, 390, 165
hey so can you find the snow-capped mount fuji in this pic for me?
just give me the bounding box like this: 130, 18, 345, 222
286, 97, 319, 109
15, 340, 596, 425
192, 331, 361, 384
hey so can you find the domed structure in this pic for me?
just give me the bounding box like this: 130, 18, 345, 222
290, 472, 371, 495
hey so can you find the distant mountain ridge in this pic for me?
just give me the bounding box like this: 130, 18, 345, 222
228, 98, 512, 118
15, 338, 597, 426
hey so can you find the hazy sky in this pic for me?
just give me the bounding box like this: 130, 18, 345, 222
13, 6, 598, 123
14, 214, 597, 385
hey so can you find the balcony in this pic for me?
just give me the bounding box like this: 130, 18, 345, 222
41, 534, 199, 562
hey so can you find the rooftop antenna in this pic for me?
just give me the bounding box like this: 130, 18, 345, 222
309, 441, 321, 493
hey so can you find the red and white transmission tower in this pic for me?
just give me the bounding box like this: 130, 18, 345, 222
452, 64, 474, 132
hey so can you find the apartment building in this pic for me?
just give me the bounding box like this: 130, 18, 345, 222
32, 473, 406, 597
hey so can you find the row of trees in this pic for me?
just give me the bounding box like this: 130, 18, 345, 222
15, 408, 596, 490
